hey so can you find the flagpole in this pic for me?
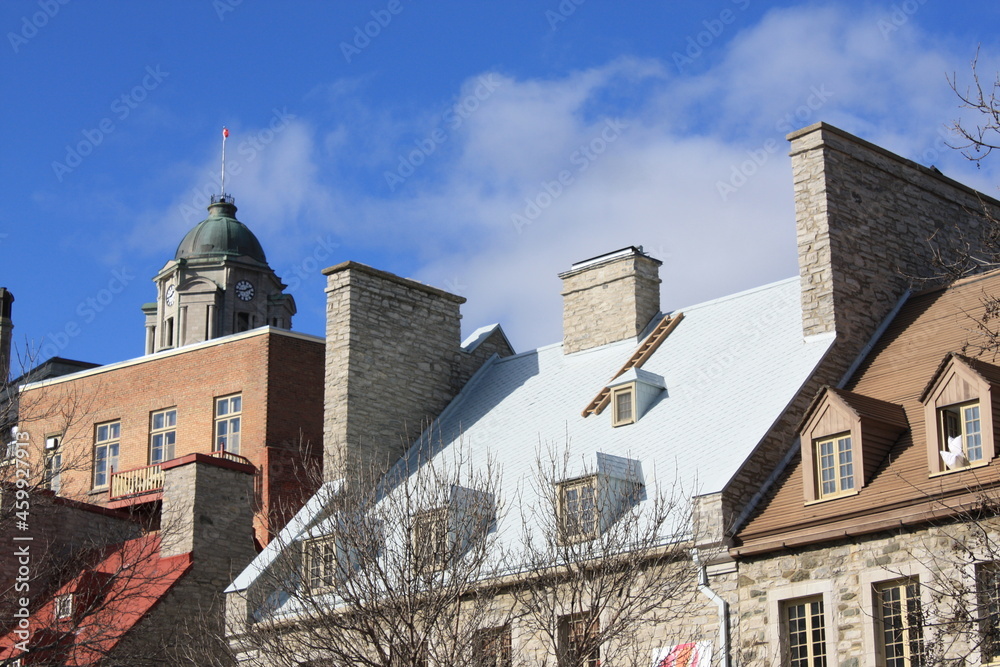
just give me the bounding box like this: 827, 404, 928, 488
221, 127, 229, 197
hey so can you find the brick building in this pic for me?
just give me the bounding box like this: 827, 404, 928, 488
1, 197, 323, 664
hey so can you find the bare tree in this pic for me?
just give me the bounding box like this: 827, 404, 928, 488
224, 437, 709, 667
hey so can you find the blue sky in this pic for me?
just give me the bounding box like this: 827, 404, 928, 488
3, 1, 1000, 370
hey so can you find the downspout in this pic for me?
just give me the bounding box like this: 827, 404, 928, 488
693, 550, 730, 667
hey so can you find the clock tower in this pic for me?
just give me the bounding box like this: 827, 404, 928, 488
143, 194, 296, 354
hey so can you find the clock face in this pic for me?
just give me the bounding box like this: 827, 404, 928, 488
235, 280, 255, 302
165, 284, 176, 307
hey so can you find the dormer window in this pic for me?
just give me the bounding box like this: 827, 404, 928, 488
921, 354, 998, 475
938, 401, 983, 469
304, 536, 337, 591
815, 433, 854, 499
602, 369, 665, 427
556, 453, 644, 544
413, 508, 451, 572
410, 486, 494, 572
611, 385, 635, 426
800, 387, 907, 504
559, 477, 599, 542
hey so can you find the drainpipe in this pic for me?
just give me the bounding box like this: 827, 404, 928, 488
693, 550, 730, 667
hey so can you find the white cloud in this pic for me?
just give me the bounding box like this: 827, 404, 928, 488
122, 4, 1000, 353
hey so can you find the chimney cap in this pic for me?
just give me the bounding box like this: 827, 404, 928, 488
560, 246, 661, 278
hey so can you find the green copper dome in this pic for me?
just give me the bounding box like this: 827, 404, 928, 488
175, 198, 267, 264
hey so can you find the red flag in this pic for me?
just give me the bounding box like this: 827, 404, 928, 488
223, 127, 229, 138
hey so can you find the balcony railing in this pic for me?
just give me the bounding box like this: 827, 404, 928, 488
109, 463, 163, 500
210, 449, 253, 466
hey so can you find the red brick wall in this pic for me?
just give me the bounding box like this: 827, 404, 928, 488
17, 329, 324, 546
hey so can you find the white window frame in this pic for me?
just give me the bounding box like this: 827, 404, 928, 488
93, 421, 121, 488
214, 394, 242, 455
610, 384, 636, 427
149, 408, 177, 464
54, 593, 73, 620
304, 536, 337, 592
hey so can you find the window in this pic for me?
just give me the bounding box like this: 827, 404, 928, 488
980, 564, 1000, 664
305, 537, 336, 591
559, 612, 599, 667
164, 316, 174, 348
785, 597, 827, 667
236, 312, 251, 332
413, 508, 451, 572
215, 394, 242, 454
54, 593, 73, 620
921, 354, 998, 474
43, 449, 62, 493
938, 401, 983, 469
474, 625, 512, 667
559, 477, 598, 543
1, 438, 16, 465
149, 408, 177, 464
611, 384, 635, 426
876, 579, 923, 667
815, 433, 854, 499
93, 421, 120, 488
799, 387, 906, 503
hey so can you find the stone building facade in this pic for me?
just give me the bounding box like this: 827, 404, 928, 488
224, 121, 1000, 667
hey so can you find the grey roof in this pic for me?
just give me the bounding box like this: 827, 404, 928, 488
413, 277, 832, 494
229, 276, 833, 596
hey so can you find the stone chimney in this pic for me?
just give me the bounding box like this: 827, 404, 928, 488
322, 262, 466, 483
789, 122, 1000, 351
0, 288, 13, 382
560, 247, 662, 355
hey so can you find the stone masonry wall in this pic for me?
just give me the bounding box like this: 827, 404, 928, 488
737, 518, 998, 666
560, 252, 661, 355
130, 456, 258, 663
792, 122, 1000, 346
322, 262, 467, 483
722, 124, 1000, 542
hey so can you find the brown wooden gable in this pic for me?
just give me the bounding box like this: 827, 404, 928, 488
799, 386, 908, 502
735, 269, 1000, 556
920, 352, 1000, 473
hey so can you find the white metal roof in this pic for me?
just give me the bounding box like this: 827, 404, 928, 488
229, 276, 833, 595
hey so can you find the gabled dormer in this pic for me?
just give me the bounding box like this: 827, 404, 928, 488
800, 387, 907, 503
605, 368, 666, 427
920, 353, 1000, 475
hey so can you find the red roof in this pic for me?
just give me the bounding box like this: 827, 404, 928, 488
0, 533, 191, 665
